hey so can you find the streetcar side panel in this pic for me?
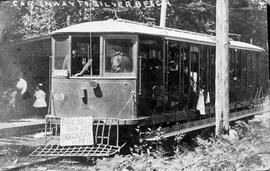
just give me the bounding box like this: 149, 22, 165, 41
51, 78, 136, 119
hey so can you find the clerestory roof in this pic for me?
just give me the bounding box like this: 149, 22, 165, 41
52, 19, 264, 52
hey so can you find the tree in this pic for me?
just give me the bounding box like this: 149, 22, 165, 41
0, 0, 267, 50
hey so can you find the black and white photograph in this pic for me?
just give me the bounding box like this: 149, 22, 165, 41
0, 0, 269, 170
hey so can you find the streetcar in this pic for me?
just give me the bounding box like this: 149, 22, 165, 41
26, 19, 269, 157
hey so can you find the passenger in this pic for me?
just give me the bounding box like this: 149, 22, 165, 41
33, 83, 47, 117
196, 89, 206, 115
183, 66, 194, 92
62, 50, 78, 71
151, 85, 168, 114
149, 57, 162, 70
168, 60, 179, 111
169, 60, 178, 72
110, 51, 131, 72
180, 66, 198, 109
168, 60, 179, 89
148, 57, 163, 86
75, 58, 93, 76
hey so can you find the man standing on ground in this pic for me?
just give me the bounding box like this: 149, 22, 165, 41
16, 72, 27, 98
16, 72, 30, 117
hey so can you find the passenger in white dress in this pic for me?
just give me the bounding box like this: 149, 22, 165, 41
33, 83, 47, 117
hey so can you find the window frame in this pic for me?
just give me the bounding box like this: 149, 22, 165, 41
102, 35, 138, 77
52, 35, 71, 77
69, 35, 101, 78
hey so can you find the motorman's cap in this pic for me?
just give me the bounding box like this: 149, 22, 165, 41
114, 51, 121, 56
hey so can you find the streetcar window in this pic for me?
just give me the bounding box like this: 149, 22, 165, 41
190, 45, 199, 92
54, 36, 69, 70
231, 49, 238, 88
209, 47, 215, 92
247, 52, 253, 86
229, 49, 236, 88
71, 36, 100, 76
200, 45, 208, 90
255, 52, 260, 87
252, 52, 256, 86
105, 39, 133, 73
242, 51, 248, 87
236, 50, 240, 88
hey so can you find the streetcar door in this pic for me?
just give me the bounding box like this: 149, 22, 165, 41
138, 36, 164, 116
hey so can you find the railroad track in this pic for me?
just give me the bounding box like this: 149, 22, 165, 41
0, 134, 45, 146
2, 157, 62, 171
0, 123, 45, 138
0, 123, 56, 171
0, 134, 58, 171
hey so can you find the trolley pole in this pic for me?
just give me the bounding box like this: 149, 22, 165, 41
160, 0, 168, 27
215, 0, 230, 136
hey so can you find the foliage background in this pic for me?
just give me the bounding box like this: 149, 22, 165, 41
0, 1, 268, 169
0, 0, 267, 50
0, 0, 268, 117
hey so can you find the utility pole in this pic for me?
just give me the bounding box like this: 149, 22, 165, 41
215, 0, 229, 136
160, 0, 168, 27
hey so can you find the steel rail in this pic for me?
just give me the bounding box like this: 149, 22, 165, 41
2, 157, 62, 171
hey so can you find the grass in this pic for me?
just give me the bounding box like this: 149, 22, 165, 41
0, 145, 37, 169
13, 118, 270, 171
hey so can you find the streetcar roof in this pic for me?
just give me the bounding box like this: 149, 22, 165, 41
52, 19, 264, 52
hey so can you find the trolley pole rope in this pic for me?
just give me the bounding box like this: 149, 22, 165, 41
117, 91, 136, 117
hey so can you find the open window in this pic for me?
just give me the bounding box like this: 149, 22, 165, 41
71, 36, 100, 76
52, 36, 70, 77
190, 45, 199, 93
52, 35, 100, 77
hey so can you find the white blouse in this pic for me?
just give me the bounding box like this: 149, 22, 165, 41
33, 90, 47, 108
16, 78, 27, 95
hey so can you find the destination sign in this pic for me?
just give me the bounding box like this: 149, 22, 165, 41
11, 0, 171, 9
